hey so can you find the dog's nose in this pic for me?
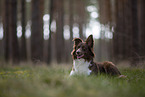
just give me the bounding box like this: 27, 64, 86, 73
76, 51, 81, 55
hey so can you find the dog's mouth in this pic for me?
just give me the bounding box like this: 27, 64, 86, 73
77, 54, 84, 59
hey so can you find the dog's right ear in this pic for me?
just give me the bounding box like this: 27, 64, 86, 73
86, 35, 94, 48
72, 38, 82, 46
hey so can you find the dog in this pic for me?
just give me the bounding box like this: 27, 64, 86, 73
70, 35, 125, 77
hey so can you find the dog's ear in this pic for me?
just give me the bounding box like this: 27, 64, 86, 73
72, 38, 82, 46
86, 35, 94, 48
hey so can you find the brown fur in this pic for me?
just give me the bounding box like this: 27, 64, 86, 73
89, 61, 121, 76
71, 35, 122, 76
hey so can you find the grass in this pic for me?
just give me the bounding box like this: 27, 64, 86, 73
0, 63, 145, 97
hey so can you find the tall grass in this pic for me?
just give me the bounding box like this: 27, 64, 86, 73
0, 64, 145, 97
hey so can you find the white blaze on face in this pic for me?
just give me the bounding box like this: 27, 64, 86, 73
76, 48, 81, 54
76, 48, 85, 59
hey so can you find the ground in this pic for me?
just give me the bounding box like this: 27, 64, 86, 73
0, 63, 145, 97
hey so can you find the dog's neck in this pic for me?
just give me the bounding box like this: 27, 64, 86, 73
70, 59, 92, 76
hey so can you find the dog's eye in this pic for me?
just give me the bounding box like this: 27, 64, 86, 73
77, 46, 80, 48
82, 47, 86, 51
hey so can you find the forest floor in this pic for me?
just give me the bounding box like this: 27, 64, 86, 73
0, 63, 145, 97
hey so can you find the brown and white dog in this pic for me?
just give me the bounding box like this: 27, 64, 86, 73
70, 35, 124, 77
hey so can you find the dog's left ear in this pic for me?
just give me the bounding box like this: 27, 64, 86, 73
86, 35, 94, 48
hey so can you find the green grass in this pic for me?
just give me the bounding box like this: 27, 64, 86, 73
0, 64, 145, 97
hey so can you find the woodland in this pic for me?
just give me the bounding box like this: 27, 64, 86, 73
0, 0, 145, 66
0, 0, 145, 97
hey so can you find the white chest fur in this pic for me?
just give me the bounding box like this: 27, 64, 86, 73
70, 59, 92, 76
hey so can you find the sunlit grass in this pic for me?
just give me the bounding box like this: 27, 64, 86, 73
0, 64, 145, 97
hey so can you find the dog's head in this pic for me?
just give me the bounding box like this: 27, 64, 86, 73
71, 35, 95, 61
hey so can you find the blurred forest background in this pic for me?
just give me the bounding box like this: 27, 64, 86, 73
0, 0, 145, 66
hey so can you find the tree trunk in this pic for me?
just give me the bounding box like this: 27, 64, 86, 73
4, 0, 10, 62
130, 0, 139, 66
21, 0, 27, 61
0, 0, 4, 58
76, 0, 84, 40
9, 0, 19, 63
31, 0, 44, 62
47, 0, 54, 64
99, 0, 111, 24
112, 0, 119, 61
138, 0, 145, 60
69, 0, 74, 47
55, 0, 64, 63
